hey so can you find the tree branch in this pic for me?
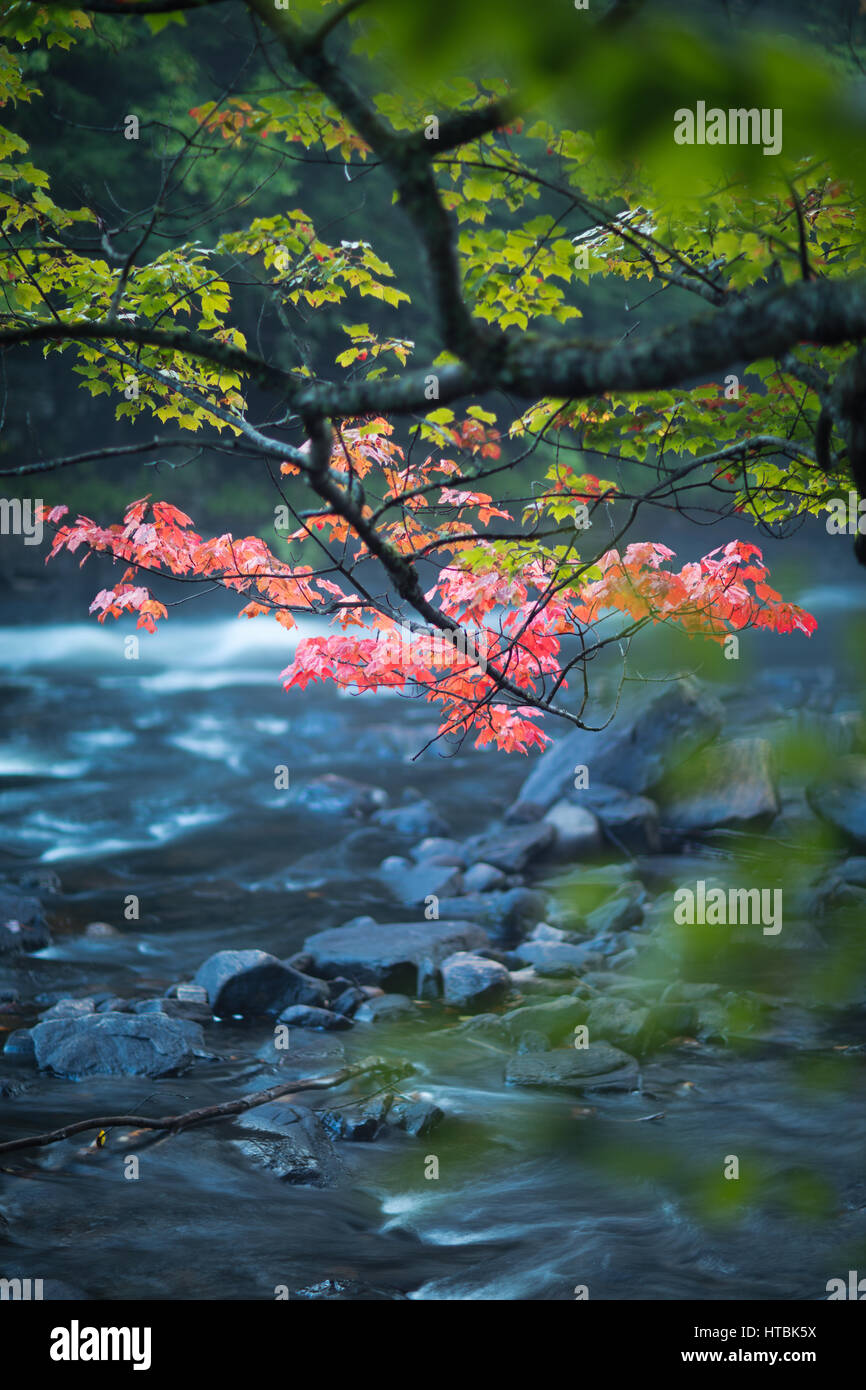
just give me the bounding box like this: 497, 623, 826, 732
0, 1055, 401, 1157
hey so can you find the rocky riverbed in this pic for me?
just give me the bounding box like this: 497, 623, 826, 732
1, 620, 865, 1299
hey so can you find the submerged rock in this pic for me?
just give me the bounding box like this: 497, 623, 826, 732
389, 1097, 444, 1137
303, 918, 488, 989
233, 1102, 333, 1184
292, 1279, 409, 1300
372, 799, 449, 840
0, 887, 52, 955
276, 1004, 353, 1031
505, 1042, 639, 1092
254, 1026, 346, 1077
30, 1012, 205, 1080
466, 994, 588, 1046
194, 949, 327, 1017
583, 882, 646, 936
353, 993, 420, 1023
289, 774, 388, 819
3, 1028, 35, 1061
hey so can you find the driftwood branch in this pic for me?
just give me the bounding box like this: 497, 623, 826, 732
0, 1056, 402, 1157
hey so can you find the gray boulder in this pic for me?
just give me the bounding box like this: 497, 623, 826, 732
303, 918, 488, 989
511, 939, 598, 975
441, 952, 510, 1010
31, 1013, 205, 1080
372, 799, 449, 840
389, 1097, 444, 1136
807, 757, 866, 845
660, 738, 779, 832
462, 821, 555, 873
462, 862, 508, 893
578, 784, 661, 854
542, 801, 603, 860
354, 993, 420, 1023
511, 679, 724, 814
194, 949, 328, 1017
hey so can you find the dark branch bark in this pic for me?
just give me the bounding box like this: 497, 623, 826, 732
0, 1055, 400, 1157
5, 276, 866, 423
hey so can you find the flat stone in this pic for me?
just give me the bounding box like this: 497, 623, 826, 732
585, 997, 649, 1052
410, 837, 466, 867
379, 860, 464, 906
134, 997, 212, 1023
276, 1004, 352, 1030
505, 1042, 639, 1092
372, 799, 449, 839
462, 821, 555, 873
40, 998, 97, 1022
303, 918, 488, 989
512, 940, 597, 975
31, 1012, 205, 1080
499, 994, 589, 1045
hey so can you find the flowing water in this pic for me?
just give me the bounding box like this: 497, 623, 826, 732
1, 612, 865, 1301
